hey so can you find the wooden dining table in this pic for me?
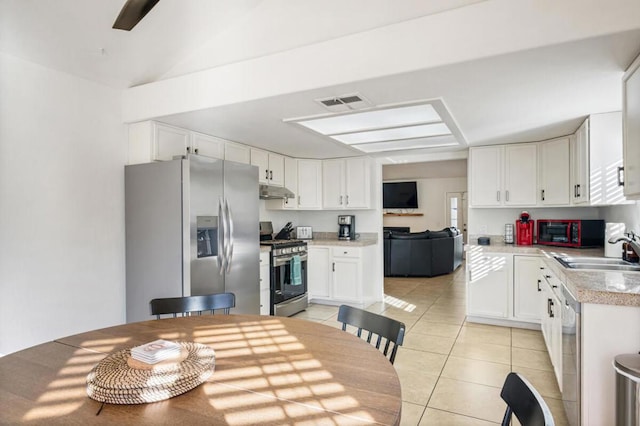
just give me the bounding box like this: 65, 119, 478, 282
0, 314, 402, 425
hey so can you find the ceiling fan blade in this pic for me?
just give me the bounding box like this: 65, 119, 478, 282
112, 0, 160, 31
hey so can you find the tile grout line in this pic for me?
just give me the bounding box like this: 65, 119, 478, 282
416, 274, 466, 424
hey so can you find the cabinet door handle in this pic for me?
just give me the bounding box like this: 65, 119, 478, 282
346, 195, 349, 205
339, 195, 343, 205
549, 299, 555, 318
617, 166, 625, 187
265, 170, 269, 180
577, 184, 581, 197
537, 279, 541, 292
270, 170, 273, 180
506, 190, 509, 202
194, 148, 199, 154
497, 191, 501, 202
332, 262, 335, 272
541, 189, 545, 201
186, 146, 191, 154
298, 195, 301, 205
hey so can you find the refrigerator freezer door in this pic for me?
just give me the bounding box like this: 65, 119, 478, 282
189, 157, 225, 296
125, 160, 184, 323
223, 161, 260, 314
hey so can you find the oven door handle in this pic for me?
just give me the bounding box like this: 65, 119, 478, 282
273, 253, 308, 267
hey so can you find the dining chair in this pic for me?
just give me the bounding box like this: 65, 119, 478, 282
150, 292, 236, 319
500, 372, 555, 426
337, 304, 405, 364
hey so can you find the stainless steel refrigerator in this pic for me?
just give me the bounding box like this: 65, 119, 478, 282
125, 155, 259, 323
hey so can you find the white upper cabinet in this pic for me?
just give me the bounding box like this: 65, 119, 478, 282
504, 144, 538, 206
282, 157, 298, 210
128, 121, 189, 164
539, 137, 570, 206
571, 119, 590, 204
589, 112, 629, 205
224, 142, 251, 164
344, 157, 371, 208
190, 132, 225, 160
297, 159, 323, 209
568, 112, 629, 206
470, 146, 502, 207
470, 144, 536, 207
322, 159, 344, 209
268, 153, 285, 186
154, 123, 190, 161
224, 141, 251, 164
251, 148, 269, 184
622, 53, 640, 200
128, 120, 251, 165
251, 148, 284, 186
322, 157, 371, 209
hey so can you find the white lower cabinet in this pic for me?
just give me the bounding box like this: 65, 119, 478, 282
332, 248, 361, 303
308, 247, 331, 298
467, 252, 511, 318
513, 255, 542, 321
259, 251, 270, 315
467, 251, 542, 325
307, 245, 374, 307
539, 266, 562, 389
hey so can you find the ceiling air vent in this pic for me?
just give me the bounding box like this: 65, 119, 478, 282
315, 93, 371, 112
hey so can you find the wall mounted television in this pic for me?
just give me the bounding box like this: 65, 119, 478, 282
383, 181, 418, 209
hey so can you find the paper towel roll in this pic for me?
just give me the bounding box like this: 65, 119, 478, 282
605, 223, 626, 258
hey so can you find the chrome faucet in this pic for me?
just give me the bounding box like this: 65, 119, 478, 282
608, 230, 640, 260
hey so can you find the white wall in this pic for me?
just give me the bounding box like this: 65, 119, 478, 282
468, 207, 601, 237
0, 53, 126, 355
383, 177, 467, 232
600, 203, 640, 234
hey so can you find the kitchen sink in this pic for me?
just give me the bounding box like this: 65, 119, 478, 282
555, 256, 640, 272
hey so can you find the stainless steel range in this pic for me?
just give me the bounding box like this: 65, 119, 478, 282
260, 239, 308, 317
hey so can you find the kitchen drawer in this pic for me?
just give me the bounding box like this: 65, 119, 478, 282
332, 247, 361, 258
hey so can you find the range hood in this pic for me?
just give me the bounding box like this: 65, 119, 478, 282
259, 184, 295, 200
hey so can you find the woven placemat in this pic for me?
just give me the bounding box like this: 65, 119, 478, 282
86, 342, 215, 404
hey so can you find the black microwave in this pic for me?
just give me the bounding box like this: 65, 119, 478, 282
537, 220, 605, 248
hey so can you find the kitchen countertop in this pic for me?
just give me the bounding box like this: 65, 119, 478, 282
306, 237, 378, 247
467, 242, 640, 307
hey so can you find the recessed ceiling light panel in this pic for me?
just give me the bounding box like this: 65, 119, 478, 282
351, 135, 458, 153
299, 104, 441, 135
332, 122, 451, 145
285, 99, 466, 155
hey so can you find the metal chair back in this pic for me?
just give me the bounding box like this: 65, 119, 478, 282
337, 304, 405, 364
500, 372, 555, 426
150, 292, 236, 319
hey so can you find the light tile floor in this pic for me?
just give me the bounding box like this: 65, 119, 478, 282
292, 264, 568, 425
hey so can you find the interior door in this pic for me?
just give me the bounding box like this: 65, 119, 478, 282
446, 191, 467, 242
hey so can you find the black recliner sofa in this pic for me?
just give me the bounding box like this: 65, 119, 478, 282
384, 228, 463, 277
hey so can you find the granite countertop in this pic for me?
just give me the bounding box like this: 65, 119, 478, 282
467, 241, 640, 307
306, 237, 377, 247
301, 231, 377, 247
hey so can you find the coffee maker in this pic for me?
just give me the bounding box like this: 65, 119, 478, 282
338, 215, 356, 240
516, 211, 534, 245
